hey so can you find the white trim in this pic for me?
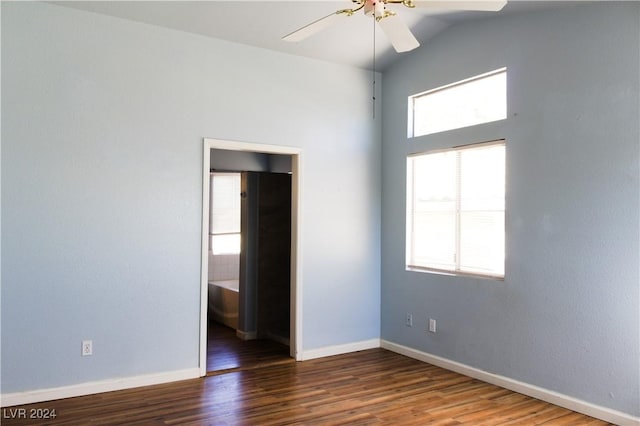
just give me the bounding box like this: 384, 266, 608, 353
204, 139, 300, 155
381, 340, 640, 426
299, 339, 381, 361
291, 149, 303, 361
201, 138, 303, 375
266, 331, 290, 347
0, 368, 200, 408
210, 308, 239, 321
236, 330, 257, 341
200, 141, 212, 376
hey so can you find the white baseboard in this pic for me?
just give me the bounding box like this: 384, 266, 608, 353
381, 340, 639, 426
0, 368, 200, 408
4, 341, 637, 426
266, 331, 290, 347
236, 329, 257, 340
300, 338, 380, 361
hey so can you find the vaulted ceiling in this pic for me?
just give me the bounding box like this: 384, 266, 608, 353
51, 1, 569, 71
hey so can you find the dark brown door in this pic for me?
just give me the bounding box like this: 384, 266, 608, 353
256, 172, 291, 344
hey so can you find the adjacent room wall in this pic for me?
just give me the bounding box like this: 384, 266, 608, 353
1, 1, 381, 394
209, 150, 292, 174
210, 149, 270, 173
381, 2, 639, 417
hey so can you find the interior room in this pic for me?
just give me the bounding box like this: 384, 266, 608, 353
1, 1, 638, 424
206, 149, 293, 373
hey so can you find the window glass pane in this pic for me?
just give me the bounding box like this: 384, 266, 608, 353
412, 69, 506, 137
459, 211, 505, 275
406, 141, 505, 278
458, 144, 505, 276
460, 144, 505, 211
211, 233, 241, 255
412, 212, 456, 270
210, 173, 241, 234
409, 152, 457, 270
413, 152, 457, 204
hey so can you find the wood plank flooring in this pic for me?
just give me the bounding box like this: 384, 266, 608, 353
207, 321, 292, 374
1, 347, 611, 425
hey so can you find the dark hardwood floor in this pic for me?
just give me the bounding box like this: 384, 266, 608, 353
1, 331, 611, 425
207, 321, 292, 374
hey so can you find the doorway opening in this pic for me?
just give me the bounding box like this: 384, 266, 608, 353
199, 139, 302, 377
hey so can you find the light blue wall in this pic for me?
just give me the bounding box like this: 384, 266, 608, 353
4, 1, 637, 417
381, 2, 639, 416
1, 2, 381, 393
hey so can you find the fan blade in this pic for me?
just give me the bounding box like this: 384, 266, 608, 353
377, 15, 420, 53
413, 1, 507, 12
283, 11, 346, 42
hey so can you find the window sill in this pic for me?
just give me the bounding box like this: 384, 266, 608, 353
406, 265, 504, 281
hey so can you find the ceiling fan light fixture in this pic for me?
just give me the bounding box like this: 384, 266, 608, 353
363, 0, 394, 20
386, 0, 416, 8
363, 0, 374, 16
282, 0, 507, 52
376, 10, 397, 22
374, 0, 386, 18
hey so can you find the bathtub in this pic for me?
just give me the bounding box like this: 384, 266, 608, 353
208, 280, 239, 330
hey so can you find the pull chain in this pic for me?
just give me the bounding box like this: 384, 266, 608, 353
372, 11, 376, 119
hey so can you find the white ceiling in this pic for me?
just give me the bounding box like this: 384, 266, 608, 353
51, 1, 571, 71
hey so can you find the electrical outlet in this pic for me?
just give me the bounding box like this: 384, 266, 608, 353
428, 319, 437, 333
82, 340, 93, 356
405, 313, 413, 327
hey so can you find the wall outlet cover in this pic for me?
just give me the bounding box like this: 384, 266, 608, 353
82, 340, 93, 356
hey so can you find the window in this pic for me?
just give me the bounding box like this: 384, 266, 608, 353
210, 172, 241, 255
406, 141, 505, 278
409, 68, 507, 137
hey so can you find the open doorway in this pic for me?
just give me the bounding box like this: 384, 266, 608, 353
208, 170, 291, 373
199, 139, 302, 377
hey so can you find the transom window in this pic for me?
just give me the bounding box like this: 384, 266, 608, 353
406, 141, 505, 279
409, 68, 507, 137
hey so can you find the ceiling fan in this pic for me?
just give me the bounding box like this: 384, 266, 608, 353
283, 0, 507, 53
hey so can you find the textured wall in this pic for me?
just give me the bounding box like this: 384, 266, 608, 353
1, 2, 381, 393
381, 2, 639, 416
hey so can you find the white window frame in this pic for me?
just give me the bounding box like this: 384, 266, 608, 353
406, 140, 505, 280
